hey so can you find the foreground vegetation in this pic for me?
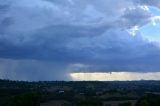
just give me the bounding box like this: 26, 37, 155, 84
0, 80, 160, 106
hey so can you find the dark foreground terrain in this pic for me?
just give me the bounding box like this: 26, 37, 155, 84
0, 80, 160, 106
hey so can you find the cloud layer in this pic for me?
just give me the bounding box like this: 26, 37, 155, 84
0, 0, 160, 80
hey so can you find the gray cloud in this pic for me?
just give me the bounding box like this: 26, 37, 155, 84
0, 0, 160, 80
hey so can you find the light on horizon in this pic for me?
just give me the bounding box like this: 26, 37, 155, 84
70, 72, 160, 81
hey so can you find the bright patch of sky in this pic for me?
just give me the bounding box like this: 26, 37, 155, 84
140, 7, 160, 42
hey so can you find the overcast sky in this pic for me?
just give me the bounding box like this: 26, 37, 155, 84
1, 0, 160, 81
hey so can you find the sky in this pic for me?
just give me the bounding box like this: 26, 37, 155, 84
1, 0, 160, 81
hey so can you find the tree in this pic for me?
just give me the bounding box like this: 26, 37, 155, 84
8, 92, 40, 106
139, 100, 149, 106
76, 97, 103, 106
136, 97, 149, 106
118, 102, 131, 106
105, 104, 111, 106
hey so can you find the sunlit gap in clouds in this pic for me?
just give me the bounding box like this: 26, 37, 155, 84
70, 72, 160, 81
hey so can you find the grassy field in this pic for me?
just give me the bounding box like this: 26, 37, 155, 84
103, 100, 137, 106
40, 100, 69, 106
41, 100, 136, 106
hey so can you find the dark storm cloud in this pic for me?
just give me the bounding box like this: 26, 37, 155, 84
135, 0, 160, 8
0, 0, 160, 80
